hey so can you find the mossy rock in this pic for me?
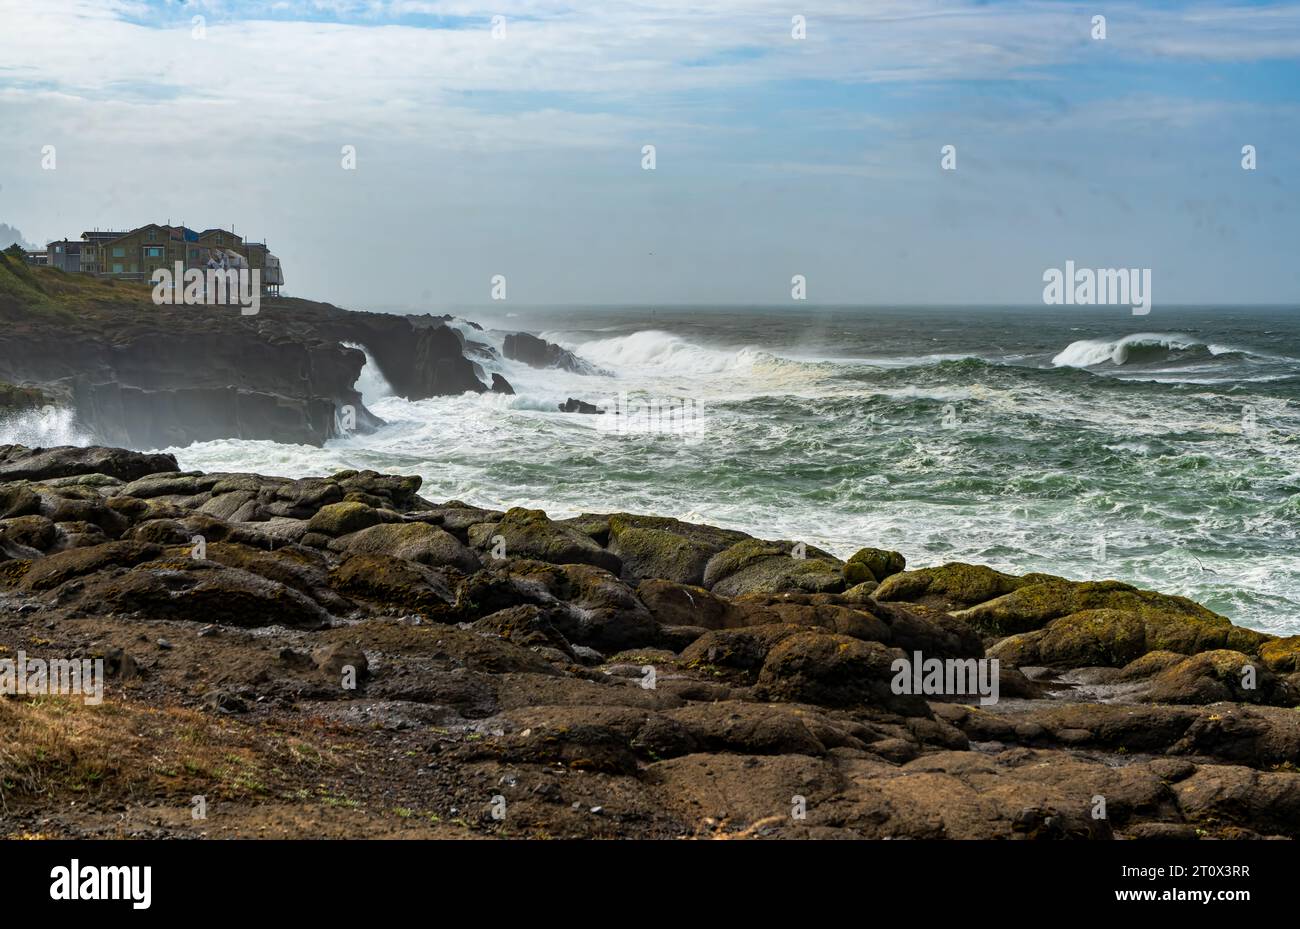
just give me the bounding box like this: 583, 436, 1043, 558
988, 609, 1145, 668
329, 552, 457, 618
1144, 650, 1294, 706
306, 501, 383, 537
702, 538, 789, 587
711, 554, 845, 598
20, 540, 161, 591
636, 578, 733, 629
0, 514, 56, 552
485, 507, 621, 574
846, 547, 905, 583
873, 562, 1036, 611
0, 484, 41, 519
607, 514, 748, 586
1117, 649, 1188, 680
89, 561, 331, 628
609, 527, 719, 586
986, 605, 1271, 670
843, 560, 876, 586
1259, 636, 1300, 673
557, 513, 612, 545
703, 538, 844, 597
681, 623, 809, 672
756, 631, 929, 715
329, 521, 480, 573
841, 580, 879, 603
951, 579, 1235, 638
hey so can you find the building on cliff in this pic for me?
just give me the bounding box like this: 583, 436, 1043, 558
46, 239, 83, 272
48, 223, 283, 293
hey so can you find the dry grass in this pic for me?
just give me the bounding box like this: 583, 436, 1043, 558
0, 696, 343, 814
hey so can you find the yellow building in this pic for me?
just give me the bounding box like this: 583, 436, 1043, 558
79, 224, 281, 291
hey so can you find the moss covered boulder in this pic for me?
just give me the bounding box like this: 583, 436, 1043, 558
703, 538, 845, 598
306, 501, 385, 537
329, 552, 456, 617
0, 514, 56, 554
844, 547, 906, 586
757, 631, 929, 715
19, 539, 161, 591
328, 521, 480, 573
609, 527, 720, 586
1260, 636, 1300, 673
480, 507, 621, 574
636, 578, 734, 629
606, 514, 747, 586
873, 562, 1042, 611
986, 606, 1266, 669
0, 484, 41, 519
1117, 650, 1190, 680
1144, 650, 1295, 706
950, 579, 1264, 646
681, 623, 808, 672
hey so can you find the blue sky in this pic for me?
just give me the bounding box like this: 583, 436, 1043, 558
0, 0, 1297, 306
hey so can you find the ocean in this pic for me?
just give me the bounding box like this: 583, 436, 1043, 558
19, 304, 1300, 635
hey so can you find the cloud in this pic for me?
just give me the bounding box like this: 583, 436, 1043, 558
0, 0, 1296, 304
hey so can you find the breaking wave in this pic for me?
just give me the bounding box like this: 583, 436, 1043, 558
1051, 333, 1239, 368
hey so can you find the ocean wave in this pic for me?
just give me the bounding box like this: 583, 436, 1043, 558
1051, 333, 1244, 368
553, 329, 760, 375
340, 341, 395, 407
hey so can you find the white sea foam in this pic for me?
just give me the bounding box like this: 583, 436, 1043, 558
550, 329, 755, 375
0, 405, 90, 446
340, 341, 395, 407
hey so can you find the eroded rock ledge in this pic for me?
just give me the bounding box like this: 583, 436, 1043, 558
2, 444, 1298, 840
0, 261, 603, 448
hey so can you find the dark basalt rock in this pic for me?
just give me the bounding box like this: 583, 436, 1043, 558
0, 263, 601, 447
2, 442, 1299, 841
504, 332, 603, 374
558, 398, 603, 414
0, 444, 178, 482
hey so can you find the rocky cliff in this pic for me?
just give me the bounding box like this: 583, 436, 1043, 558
0, 255, 512, 448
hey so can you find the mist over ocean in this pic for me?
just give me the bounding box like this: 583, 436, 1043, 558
49, 303, 1286, 638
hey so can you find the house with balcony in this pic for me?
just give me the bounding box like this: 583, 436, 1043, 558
64, 223, 284, 292
46, 239, 83, 272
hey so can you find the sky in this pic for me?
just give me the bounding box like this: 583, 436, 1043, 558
0, 0, 1297, 308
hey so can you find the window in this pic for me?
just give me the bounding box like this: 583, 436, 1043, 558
144, 246, 164, 258
112, 246, 125, 257
112, 263, 123, 273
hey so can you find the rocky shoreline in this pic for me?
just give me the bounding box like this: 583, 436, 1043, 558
1, 443, 1298, 839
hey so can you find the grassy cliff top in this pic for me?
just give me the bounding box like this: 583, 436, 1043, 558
0, 250, 156, 321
